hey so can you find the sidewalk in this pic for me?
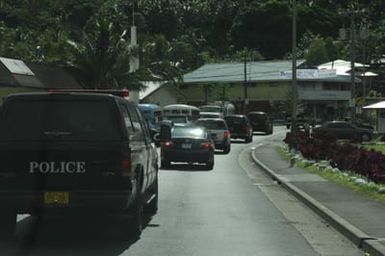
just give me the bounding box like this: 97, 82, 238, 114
251, 142, 385, 256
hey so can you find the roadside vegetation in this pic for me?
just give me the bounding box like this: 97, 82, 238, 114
1, 1, 385, 89
277, 146, 385, 204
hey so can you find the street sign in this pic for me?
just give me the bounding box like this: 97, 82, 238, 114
279, 69, 337, 79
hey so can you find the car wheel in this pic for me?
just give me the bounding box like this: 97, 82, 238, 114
161, 159, 170, 169
205, 155, 214, 170
129, 180, 144, 239
245, 135, 252, 143
0, 212, 16, 241
223, 144, 231, 154
144, 178, 158, 215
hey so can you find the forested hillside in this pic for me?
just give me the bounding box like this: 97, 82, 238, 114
0, 0, 384, 88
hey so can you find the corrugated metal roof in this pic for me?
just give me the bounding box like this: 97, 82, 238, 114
318, 59, 378, 77
183, 59, 353, 83
363, 101, 385, 109
139, 81, 184, 100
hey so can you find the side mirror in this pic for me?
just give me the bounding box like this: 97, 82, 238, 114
159, 120, 172, 142
149, 128, 160, 147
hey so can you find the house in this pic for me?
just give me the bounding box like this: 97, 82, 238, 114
182, 59, 356, 121
318, 59, 378, 101
139, 81, 185, 107
363, 101, 385, 133
0, 57, 82, 103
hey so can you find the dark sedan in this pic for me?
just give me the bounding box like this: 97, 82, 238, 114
312, 121, 373, 142
160, 126, 215, 170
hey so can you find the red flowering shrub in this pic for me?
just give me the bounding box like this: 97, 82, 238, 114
283, 132, 385, 183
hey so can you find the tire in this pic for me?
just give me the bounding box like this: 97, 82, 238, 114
245, 135, 252, 143
161, 158, 170, 169
144, 178, 158, 215
130, 185, 144, 239
205, 155, 214, 170
223, 144, 231, 154
0, 212, 16, 241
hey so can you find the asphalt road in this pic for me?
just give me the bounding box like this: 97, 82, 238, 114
0, 126, 364, 256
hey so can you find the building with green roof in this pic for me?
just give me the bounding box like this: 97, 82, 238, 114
182, 59, 357, 121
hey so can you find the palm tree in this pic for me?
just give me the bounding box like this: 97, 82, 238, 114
140, 34, 184, 86
67, 18, 141, 89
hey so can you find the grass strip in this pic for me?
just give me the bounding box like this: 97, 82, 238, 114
276, 146, 385, 205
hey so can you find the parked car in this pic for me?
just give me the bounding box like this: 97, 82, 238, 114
247, 111, 273, 134
160, 126, 215, 170
224, 115, 253, 143
195, 118, 231, 153
312, 121, 373, 142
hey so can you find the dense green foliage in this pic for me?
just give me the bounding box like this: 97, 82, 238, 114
0, 0, 385, 88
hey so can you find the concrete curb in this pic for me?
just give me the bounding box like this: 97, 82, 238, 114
250, 145, 385, 255
363, 240, 385, 256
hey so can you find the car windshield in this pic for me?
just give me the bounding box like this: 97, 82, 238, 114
225, 117, 246, 124
164, 116, 188, 123
248, 114, 267, 121
195, 120, 226, 130
199, 106, 223, 113
171, 127, 206, 139
0, 99, 121, 141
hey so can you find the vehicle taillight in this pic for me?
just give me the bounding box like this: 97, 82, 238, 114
223, 131, 229, 140
162, 141, 173, 148
121, 89, 129, 97
201, 142, 212, 149
121, 150, 132, 177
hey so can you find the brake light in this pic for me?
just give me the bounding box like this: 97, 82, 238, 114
201, 142, 212, 149
162, 141, 173, 148
121, 89, 129, 97
223, 130, 229, 140
121, 150, 132, 177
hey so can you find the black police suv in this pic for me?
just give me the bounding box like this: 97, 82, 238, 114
0, 91, 159, 240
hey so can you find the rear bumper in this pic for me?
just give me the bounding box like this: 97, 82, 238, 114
163, 150, 212, 163
251, 125, 268, 132
230, 132, 249, 139
214, 140, 229, 149
0, 189, 136, 214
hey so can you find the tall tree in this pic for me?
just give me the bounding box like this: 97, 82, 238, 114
67, 18, 139, 89
304, 37, 329, 66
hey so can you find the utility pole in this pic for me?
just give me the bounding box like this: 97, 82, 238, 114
339, 5, 365, 122
243, 51, 248, 114
290, 0, 298, 150
350, 10, 356, 122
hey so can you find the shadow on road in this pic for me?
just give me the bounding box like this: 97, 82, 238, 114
0, 213, 157, 256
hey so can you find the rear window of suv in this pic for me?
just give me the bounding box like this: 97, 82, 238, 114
225, 116, 247, 125
248, 113, 267, 122
195, 120, 227, 130
0, 99, 121, 141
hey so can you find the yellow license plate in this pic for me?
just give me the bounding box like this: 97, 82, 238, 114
44, 192, 69, 205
